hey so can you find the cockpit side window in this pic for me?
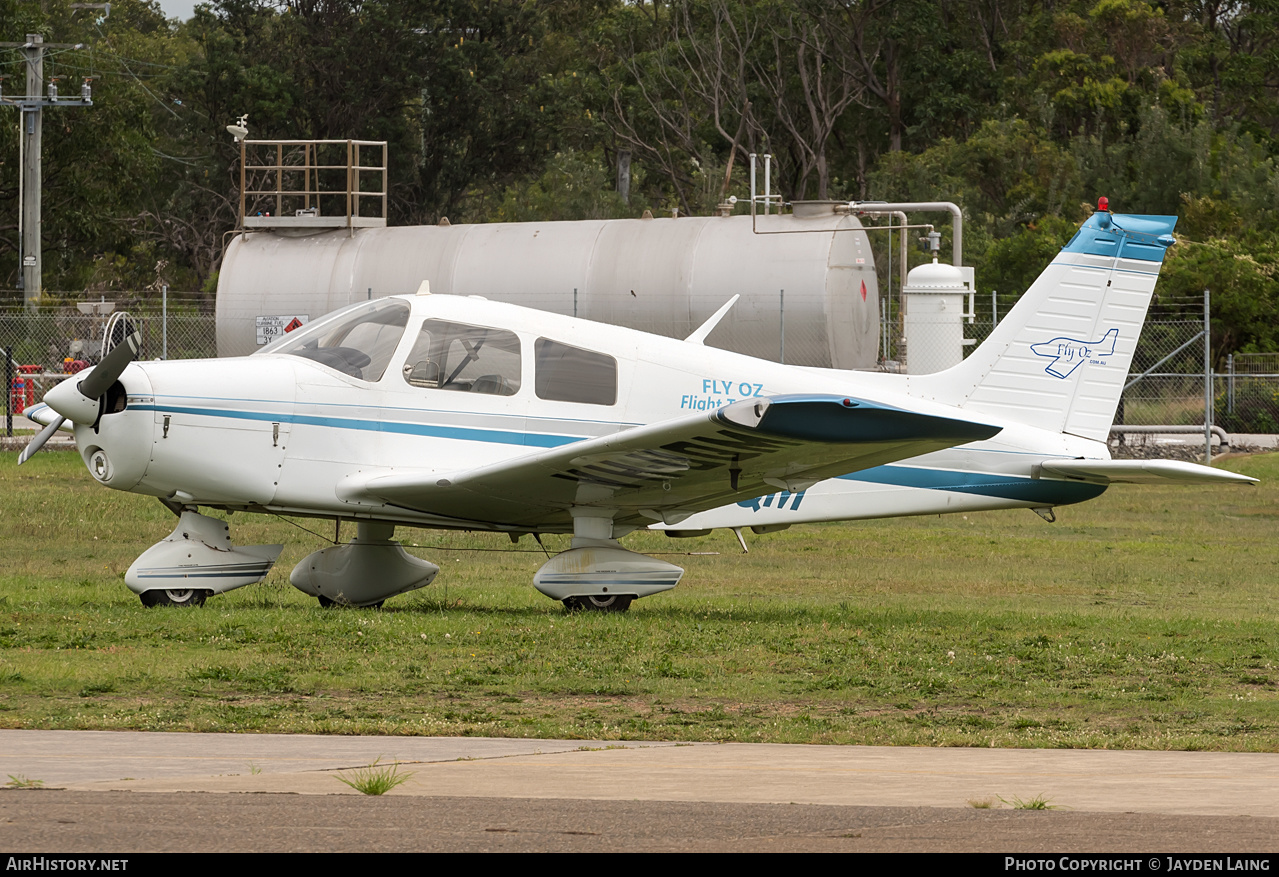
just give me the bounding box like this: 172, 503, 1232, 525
261, 298, 410, 382
534, 338, 617, 405
402, 319, 521, 396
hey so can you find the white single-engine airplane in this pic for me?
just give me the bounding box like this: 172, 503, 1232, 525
19, 207, 1255, 610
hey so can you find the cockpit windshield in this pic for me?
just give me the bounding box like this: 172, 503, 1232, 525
258, 298, 411, 382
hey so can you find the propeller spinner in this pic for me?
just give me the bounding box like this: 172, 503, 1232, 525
18, 332, 141, 465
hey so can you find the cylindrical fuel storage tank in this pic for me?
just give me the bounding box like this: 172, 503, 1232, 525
216, 204, 878, 368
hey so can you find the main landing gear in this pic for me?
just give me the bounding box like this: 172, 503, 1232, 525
562, 594, 634, 613
290, 521, 439, 608
532, 513, 683, 613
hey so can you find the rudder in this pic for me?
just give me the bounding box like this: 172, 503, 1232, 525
907, 210, 1177, 441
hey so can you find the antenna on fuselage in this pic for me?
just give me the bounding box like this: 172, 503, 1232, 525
685, 294, 740, 345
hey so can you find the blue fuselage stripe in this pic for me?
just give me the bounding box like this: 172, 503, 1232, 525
836, 465, 1105, 504
133, 404, 580, 448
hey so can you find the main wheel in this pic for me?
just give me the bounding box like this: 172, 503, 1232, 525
563, 594, 633, 613
140, 588, 207, 607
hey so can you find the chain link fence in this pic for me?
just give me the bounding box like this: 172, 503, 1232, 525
1218, 353, 1279, 434
879, 292, 1237, 443
3, 294, 215, 431
4, 289, 1272, 447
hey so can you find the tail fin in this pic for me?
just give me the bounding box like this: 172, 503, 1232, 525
908, 211, 1177, 441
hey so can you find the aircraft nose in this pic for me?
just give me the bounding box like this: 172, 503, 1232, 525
75, 364, 155, 492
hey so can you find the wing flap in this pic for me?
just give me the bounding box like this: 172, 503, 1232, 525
1040, 459, 1257, 485
347, 395, 999, 528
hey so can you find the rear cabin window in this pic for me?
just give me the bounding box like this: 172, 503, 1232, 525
535, 338, 617, 405
401, 319, 521, 396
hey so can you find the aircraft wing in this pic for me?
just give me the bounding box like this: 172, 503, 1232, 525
1040, 459, 1257, 485
342, 394, 1000, 529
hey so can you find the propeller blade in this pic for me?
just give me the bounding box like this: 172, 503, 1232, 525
17, 415, 67, 466
79, 331, 140, 400
43, 331, 142, 425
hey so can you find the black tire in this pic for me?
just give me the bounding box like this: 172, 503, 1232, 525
318, 595, 384, 610
563, 594, 633, 613
140, 588, 207, 608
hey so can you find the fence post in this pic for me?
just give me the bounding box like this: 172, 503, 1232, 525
1222, 352, 1232, 416
4, 347, 11, 438
880, 298, 887, 363
162, 284, 168, 360
1204, 288, 1212, 464
886, 222, 892, 361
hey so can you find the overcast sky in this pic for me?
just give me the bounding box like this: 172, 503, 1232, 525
156, 0, 199, 22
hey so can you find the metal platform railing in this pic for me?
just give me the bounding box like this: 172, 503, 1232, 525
238, 139, 387, 230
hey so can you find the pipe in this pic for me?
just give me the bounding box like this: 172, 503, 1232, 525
855, 209, 908, 299
855, 209, 909, 360
848, 201, 963, 267
1109, 425, 1229, 449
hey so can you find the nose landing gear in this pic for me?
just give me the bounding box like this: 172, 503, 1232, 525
127, 508, 283, 608
139, 588, 208, 607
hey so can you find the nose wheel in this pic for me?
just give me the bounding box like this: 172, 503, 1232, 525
140, 588, 208, 607
563, 594, 633, 613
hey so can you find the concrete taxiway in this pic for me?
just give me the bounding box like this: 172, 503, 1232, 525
2, 730, 1277, 851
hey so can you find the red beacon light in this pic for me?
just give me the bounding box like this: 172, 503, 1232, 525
1096, 196, 1112, 227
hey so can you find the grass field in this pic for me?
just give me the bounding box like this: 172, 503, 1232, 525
1, 450, 1277, 750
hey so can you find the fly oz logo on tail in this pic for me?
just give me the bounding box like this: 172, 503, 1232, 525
1030, 328, 1118, 379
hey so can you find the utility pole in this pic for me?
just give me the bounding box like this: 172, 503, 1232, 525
21, 34, 43, 308
1, 34, 93, 309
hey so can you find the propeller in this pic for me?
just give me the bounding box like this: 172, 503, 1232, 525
18, 331, 140, 465
17, 416, 66, 465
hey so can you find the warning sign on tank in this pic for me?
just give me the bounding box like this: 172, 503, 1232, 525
256, 314, 309, 345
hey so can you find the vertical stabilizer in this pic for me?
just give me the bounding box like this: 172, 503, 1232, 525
907, 211, 1177, 441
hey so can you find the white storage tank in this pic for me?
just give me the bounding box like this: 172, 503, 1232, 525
902, 258, 973, 375
215, 205, 880, 369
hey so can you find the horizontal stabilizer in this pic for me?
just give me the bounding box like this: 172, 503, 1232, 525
1040, 459, 1257, 485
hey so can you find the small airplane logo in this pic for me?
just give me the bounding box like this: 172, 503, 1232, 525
1030, 328, 1118, 379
